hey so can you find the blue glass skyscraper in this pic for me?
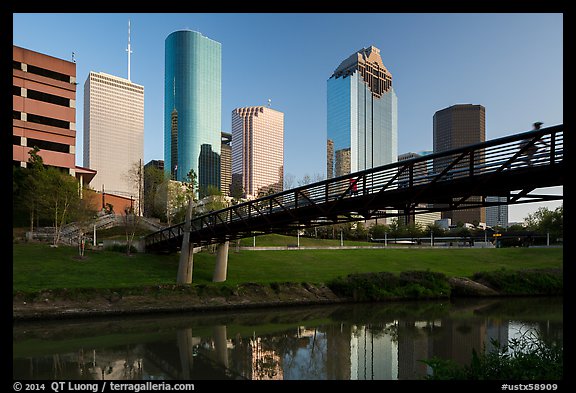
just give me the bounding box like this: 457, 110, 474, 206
165, 30, 221, 195
327, 46, 397, 178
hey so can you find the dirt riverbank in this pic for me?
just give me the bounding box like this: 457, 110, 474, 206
13, 277, 502, 321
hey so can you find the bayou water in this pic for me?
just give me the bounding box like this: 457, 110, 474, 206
13, 296, 562, 380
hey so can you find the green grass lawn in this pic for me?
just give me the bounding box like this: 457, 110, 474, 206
238, 233, 374, 247
214, 247, 563, 286
13, 241, 562, 293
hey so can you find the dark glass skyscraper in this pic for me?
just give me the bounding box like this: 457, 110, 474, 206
327, 46, 398, 178
164, 30, 221, 195
433, 104, 486, 225
220, 132, 232, 196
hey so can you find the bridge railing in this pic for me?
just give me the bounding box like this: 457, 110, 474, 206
145, 124, 563, 249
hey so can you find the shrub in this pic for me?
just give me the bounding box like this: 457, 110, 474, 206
327, 270, 450, 301
219, 285, 235, 297
472, 268, 562, 295
422, 328, 563, 380
270, 282, 280, 293
106, 244, 138, 254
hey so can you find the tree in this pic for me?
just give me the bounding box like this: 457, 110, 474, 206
13, 166, 29, 227
126, 160, 144, 216
69, 187, 98, 223
14, 148, 99, 249
452, 226, 472, 242
200, 186, 228, 216
283, 173, 295, 190
297, 174, 312, 187
405, 222, 424, 239
351, 222, 369, 241
311, 173, 325, 183
167, 182, 193, 224
386, 220, 424, 239
257, 187, 276, 198
163, 169, 197, 225
123, 205, 138, 256
426, 222, 445, 237
143, 164, 168, 219
369, 224, 389, 240
387, 219, 401, 238
70, 187, 99, 257
42, 167, 81, 246
525, 205, 563, 240
329, 222, 353, 240
185, 169, 198, 198
310, 224, 330, 239
14, 147, 46, 235
296, 173, 324, 187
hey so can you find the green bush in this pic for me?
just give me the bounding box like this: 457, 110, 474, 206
219, 285, 235, 297
423, 329, 563, 380
472, 268, 562, 295
106, 244, 138, 254
327, 270, 451, 301
269, 282, 280, 293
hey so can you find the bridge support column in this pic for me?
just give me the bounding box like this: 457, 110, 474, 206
177, 198, 194, 284
213, 241, 229, 282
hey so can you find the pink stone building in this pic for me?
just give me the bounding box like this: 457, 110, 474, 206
232, 106, 284, 199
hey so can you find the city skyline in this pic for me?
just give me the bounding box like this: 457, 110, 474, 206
12, 13, 563, 222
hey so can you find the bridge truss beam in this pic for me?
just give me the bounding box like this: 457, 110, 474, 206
146, 125, 563, 253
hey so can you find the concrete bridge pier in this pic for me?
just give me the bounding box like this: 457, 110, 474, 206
213, 241, 229, 282
177, 198, 194, 284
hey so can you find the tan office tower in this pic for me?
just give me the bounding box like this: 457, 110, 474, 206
232, 106, 284, 199
433, 104, 485, 225
83, 71, 144, 212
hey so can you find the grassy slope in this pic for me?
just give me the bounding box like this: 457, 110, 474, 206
220, 248, 562, 285
238, 234, 374, 247
13, 241, 562, 292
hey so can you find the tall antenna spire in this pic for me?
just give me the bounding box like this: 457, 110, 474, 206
126, 19, 132, 81
173, 77, 176, 110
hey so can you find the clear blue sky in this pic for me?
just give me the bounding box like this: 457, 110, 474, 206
13, 13, 563, 223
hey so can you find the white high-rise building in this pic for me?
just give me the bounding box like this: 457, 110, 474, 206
83, 71, 144, 211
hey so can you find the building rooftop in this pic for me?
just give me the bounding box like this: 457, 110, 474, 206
331, 46, 391, 79
330, 45, 393, 98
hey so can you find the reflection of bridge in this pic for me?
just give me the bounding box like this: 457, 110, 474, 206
145, 125, 564, 283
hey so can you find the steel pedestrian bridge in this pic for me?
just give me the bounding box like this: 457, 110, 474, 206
145, 124, 564, 255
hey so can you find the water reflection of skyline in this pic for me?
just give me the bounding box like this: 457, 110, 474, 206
13, 297, 563, 380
